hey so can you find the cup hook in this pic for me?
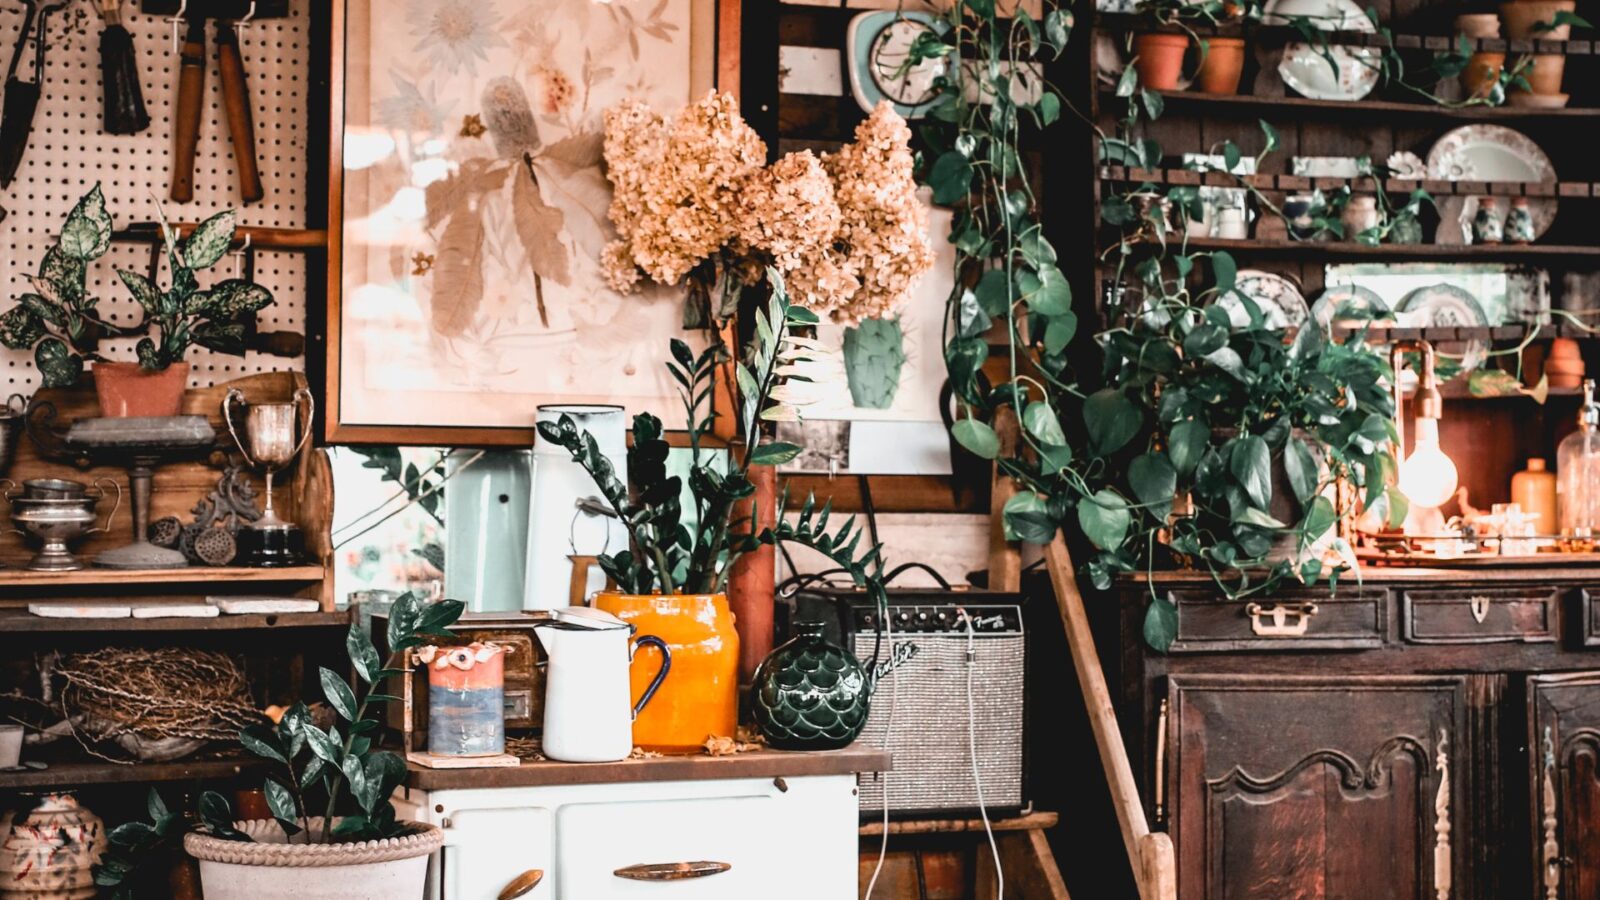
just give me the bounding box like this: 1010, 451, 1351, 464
232, 232, 252, 278
167, 0, 188, 54
236, 1, 257, 35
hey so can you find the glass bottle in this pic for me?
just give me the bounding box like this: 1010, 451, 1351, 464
1557, 379, 1600, 549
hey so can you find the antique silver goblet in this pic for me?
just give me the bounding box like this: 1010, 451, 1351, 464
224, 387, 313, 566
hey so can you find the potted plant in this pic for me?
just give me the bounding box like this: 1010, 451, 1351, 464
0, 184, 274, 416
95, 593, 457, 900
538, 275, 889, 752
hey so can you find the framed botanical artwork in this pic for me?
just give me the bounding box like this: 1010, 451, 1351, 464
327, 0, 731, 444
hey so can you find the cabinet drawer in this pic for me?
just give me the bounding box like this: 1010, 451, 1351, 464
1402, 588, 1556, 644
1582, 587, 1600, 647
1166, 590, 1384, 652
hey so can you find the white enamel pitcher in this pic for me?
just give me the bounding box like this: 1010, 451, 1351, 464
534, 607, 671, 762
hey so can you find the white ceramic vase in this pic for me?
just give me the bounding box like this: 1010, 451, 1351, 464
523, 405, 628, 610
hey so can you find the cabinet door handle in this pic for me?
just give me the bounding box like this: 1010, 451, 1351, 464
1244, 602, 1318, 637
498, 869, 544, 900
614, 861, 733, 881
1543, 726, 1560, 900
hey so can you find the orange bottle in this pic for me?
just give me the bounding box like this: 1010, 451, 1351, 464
1512, 458, 1558, 535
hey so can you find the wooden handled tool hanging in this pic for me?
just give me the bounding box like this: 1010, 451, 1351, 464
169, 15, 206, 202
96, 0, 149, 135
214, 19, 262, 202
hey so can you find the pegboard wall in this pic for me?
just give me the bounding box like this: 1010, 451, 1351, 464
0, 0, 310, 393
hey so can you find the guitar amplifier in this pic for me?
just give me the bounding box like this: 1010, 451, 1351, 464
845, 601, 1027, 819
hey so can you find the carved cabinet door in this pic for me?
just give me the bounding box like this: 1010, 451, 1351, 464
1529, 672, 1600, 900
1166, 675, 1471, 900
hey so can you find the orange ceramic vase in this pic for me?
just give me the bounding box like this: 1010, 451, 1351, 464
593, 592, 739, 754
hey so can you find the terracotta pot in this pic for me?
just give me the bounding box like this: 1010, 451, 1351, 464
185, 819, 441, 900
1546, 338, 1585, 389
1500, 0, 1575, 40
1194, 36, 1246, 94
727, 464, 776, 684
1518, 54, 1566, 94
1462, 51, 1505, 98
1456, 13, 1503, 38
93, 361, 189, 417
1132, 33, 1189, 91
1508, 90, 1570, 107
0, 793, 105, 898
592, 592, 739, 754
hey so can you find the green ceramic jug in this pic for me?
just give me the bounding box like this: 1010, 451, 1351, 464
750, 622, 870, 750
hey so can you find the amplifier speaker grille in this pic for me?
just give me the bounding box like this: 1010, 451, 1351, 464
850, 610, 1025, 816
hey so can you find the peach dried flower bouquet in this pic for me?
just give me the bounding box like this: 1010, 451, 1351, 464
600, 91, 934, 331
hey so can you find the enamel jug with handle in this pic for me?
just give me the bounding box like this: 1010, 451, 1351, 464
534, 607, 670, 763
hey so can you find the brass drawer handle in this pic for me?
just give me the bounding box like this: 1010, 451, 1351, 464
1244, 602, 1319, 637
499, 869, 544, 899
614, 861, 732, 881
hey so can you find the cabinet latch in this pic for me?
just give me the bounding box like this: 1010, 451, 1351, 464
1244, 602, 1319, 637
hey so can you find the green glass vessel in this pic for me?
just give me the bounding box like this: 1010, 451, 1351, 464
751, 622, 871, 750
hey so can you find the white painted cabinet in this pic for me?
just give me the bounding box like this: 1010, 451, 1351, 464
393, 774, 859, 899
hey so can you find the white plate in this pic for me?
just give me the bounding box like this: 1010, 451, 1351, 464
1312, 284, 1393, 330
1426, 124, 1557, 243
1220, 270, 1310, 331
1395, 283, 1489, 371
1268, 0, 1381, 101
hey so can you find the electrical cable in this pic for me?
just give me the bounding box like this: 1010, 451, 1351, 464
862, 606, 897, 900
963, 607, 1003, 897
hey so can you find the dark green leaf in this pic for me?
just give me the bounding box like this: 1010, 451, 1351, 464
264, 779, 301, 834
188, 280, 273, 319
0, 306, 44, 350
59, 185, 112, 261
117, 269, 163, 314
1211, 251, 1237, 293
952, 417, 1001, 459
1168, 420, 1208, 477
197, 791, 247, 841
1129, 452, 1177, 520
1043, 314, 1076, 354
304, 723, 341, 765
34, 338, 82, 389
749, 441, 803, 466
973, 269, 1011, 316
1023, 400, 1067, 446
320, 667, 358, 722
346, 623, 381, 684
1083, 389, 1141, 457
1230, 435, 1273, 510
1002, 492, 1054, 542
1284, 437, 1319, 504
415, 598, 465, 636
146, 788, 169, 824
1077, 489, 1132, 550
928, 151, 974, 205
1027, 265, 1072, 316
1143, 598, 1177, 652
239, 724, 287, 764
1299, 495, 1337, 541
184, 209, 238, 270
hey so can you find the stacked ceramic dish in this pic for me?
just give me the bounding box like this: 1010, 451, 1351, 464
1427, 124, 1556, 244
1265, 0, 1382, 101
2, 478, 119, 571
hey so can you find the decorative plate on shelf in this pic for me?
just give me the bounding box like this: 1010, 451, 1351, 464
846, 11, 950, 118
1219, 270, 1311, 331
1386, 151, 1426, 180
1426, 125, 1557, 244
1292, 156, 1364, 178
1311, 284, 1393, 330
1267, 0, 1381, 101
1395, 283, 1490, 371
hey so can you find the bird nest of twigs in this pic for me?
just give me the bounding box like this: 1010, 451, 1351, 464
51, 647, 265, 761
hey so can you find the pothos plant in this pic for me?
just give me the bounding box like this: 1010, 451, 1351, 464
0, 184, 275, 386
538, 270, 887, 603
915, 2, 1401, 649
95, 593, 462, 896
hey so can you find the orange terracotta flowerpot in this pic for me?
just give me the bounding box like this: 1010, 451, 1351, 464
1500, 0, 1575, 40
1462, 51, 1505, 98
1194, 36, 1246, 95
1546, 338, 1585, 389
93, 361, 189, 417
593, 592, 739, 754
1133, 33, 1190, 91
1518, 54, 1566, 94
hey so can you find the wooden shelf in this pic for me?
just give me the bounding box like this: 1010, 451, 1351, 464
1101, 166, 1599, 199
0, 565, 325, 587
0, 756, 264, 791
1106, 236, 1600, 263
0, 608, 347, 633
405, 745, 892, 791
1103, 89, 1600, 121
1094, 14, 1598, 55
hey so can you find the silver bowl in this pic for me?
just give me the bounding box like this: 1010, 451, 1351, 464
5, 482, 120, 571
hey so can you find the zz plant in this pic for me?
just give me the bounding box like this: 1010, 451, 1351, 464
539, 270, 887, 603
96, 594, 462, 895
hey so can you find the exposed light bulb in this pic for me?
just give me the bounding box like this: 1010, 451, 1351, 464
1398, 417, 1458, 509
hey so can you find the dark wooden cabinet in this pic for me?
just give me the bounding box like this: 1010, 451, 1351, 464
1120, 571, 1600, 900
1530, 672, 1600, 900
1167, 675, 1468, 900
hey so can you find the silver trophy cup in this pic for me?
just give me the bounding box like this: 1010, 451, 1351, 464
224, 387, 313, 565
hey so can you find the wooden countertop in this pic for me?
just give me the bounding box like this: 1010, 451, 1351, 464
404, 745, 891, 791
